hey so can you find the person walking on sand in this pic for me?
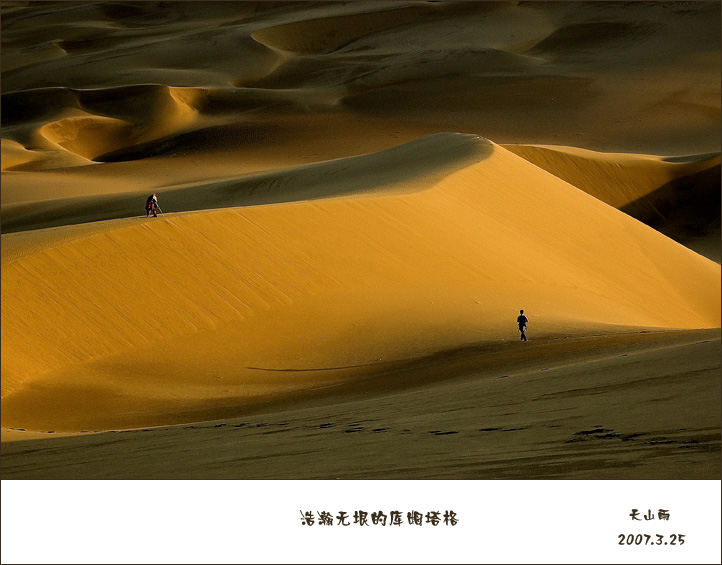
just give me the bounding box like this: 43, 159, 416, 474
145, 193, 158, 217
517, 309, 529, 341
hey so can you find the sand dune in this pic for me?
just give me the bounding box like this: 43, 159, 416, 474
502, 145, 720, 210
3, 83, 201, 162
621, 164, 721, 263
2, 137, 719, 431
1, 2, 720, 479
503, 144, 722, 260
3, 329, 719, 478
2, 132, 487, 231
250, 2, 443, 55
3, 1, 720, 174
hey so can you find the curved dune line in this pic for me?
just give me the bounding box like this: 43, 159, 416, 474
2, 3, 283, 92
253, 46, 542, 93
2, 1, 719, 160
503, 144, 722, 261
0, 139, 46, 170
73, 84, 201, 155
1, 139, 719, 430
1, 132, 491, 232
503, 144, 721, 209
1, 39, 67, 73
5, 84, 202, 161
38, 114, 136, 159
526, 21, 654, 56
250, 4, 441, 54
0, 140, 94, 172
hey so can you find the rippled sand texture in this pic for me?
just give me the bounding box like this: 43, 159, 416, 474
1, 1, 720, 478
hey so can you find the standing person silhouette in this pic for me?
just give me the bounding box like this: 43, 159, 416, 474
517, 309, 529, 341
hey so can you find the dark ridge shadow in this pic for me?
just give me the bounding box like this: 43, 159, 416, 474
92, 122, 298, 163
620, 163, 721, 258
527, 21, 656, 56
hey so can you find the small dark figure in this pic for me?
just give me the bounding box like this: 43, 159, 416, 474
145, 193, 158, 217
517, 309, 529, 341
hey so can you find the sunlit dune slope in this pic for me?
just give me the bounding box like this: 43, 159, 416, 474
2, 135, 719, 431
503, 144, 722, 261
502, 144, 720, 209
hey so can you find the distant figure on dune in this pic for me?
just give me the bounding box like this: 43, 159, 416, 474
517, 309, 529, 341
145, 193, 158, 217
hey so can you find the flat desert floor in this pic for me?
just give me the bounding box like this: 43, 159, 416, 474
1, 1, 720, 479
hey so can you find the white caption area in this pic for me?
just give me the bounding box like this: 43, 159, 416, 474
2, 480, 720, 564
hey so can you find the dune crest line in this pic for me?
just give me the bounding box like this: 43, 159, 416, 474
2, 137, 719, 431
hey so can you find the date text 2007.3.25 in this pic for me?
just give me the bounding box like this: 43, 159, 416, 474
618, 534, 685, 546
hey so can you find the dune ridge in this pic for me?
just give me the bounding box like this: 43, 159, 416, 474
503, 144, 722, 261
1, 132, 489, 232
1, 1, 720, 482
5, 136, 718, 267
3, 83, 203, 164
2, 138, 719, 431
2, 1, 720, 177
502, 144, 720, 209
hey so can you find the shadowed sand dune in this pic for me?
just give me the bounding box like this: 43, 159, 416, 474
249, 2, 443, 55
502, 145, 720, 210
1, 132, 489, 231
1, 2, 720, 479
620, 164, 721, 263
2, 1, 720, 172
503, 144, 722, 260
2, 329, 719, 479
3, 83, 202, 162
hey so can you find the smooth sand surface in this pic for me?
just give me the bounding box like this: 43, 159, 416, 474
2, 329, 719, 479
1, 1, 720, 479
3, 137, 719, 431
503, 144, 721, 261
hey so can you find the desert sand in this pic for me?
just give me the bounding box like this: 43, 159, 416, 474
1, 1, 720, 479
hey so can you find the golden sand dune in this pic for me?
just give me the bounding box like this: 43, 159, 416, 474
1, 132, 486, 231
1, 137, 92, 170
504, 145, 721, 261
2, 137, 719, 431
503, 144, 719, 210
1, 2, 719, 480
